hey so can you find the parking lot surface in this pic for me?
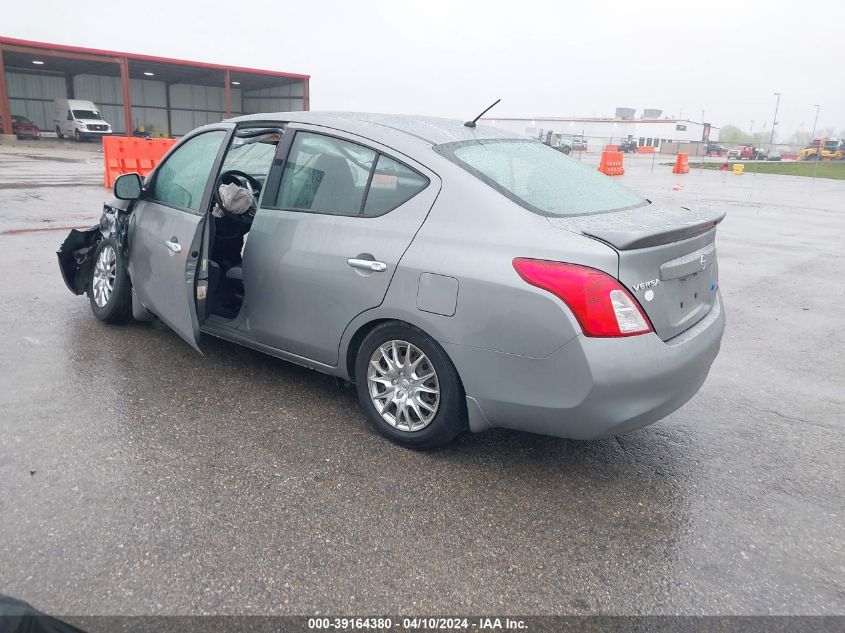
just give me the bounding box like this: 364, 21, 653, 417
0, 142, 842, 615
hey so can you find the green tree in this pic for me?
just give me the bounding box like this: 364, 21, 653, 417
717, 124, 772, 145
751, 131, 770, 144
719, 124, 749, 143
788, 130, 811, 146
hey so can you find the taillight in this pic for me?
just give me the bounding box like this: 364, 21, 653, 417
512, 258, 653, 337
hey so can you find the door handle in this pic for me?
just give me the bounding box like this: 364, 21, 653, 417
347, 258, 387, 272
165, 239, 182, 254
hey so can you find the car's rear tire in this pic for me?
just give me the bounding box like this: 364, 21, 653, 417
87, 237, 132, 324
355, 322, 467, 450
55, 126, 63, 139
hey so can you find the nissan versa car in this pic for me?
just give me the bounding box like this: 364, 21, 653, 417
58, 112, 725, 449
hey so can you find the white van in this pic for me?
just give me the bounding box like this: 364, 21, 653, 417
53, 99, 113, 142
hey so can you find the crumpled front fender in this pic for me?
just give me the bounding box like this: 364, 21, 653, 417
57, 198, 133, 296
57, 226, 101, 295
100, 196, 131, 239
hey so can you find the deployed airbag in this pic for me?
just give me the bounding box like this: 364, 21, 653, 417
212, 183, 254, 218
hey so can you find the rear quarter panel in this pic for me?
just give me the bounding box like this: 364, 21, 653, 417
338, 158, 618, 377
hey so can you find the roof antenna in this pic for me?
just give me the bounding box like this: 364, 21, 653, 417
464, 99, 501, 128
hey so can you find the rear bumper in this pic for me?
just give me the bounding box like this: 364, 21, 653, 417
448, 292, 725, 440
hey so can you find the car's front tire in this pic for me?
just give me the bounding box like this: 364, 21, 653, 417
355, 322, 467, 450
74, 129, 81, 142
87, 237, 132, 324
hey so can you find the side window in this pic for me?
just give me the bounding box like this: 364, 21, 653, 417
276, 132, 374, 215
151, 131, 227, 211
220, 135, 280, 181
362, 155, 428, 217
275, 131, 428, 217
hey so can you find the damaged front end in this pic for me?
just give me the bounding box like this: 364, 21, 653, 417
57, 198, 133, 295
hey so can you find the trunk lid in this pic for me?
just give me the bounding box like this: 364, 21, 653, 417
548, 205, 724, 341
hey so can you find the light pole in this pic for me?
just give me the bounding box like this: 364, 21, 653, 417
769, 92, 781, 145
811, 105, 822, 179
810, 104, 820, 141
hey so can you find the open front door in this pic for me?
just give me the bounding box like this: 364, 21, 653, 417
127, 128, 231, 352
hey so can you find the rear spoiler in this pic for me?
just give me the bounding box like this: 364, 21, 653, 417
570, 206, 726, 250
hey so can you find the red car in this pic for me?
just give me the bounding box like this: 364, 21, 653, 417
0, 114, 41, 139
727, 144, 765, 160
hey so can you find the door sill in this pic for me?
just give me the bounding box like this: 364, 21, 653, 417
200, 314, 252, 344
200, 319, 338, 376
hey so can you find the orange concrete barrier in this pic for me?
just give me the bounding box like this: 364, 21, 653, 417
636, 146, 655, 154
672, 153, 690, 174
604, 144, 618, 151
103, 136, 178, 188
598, 150, 624, 176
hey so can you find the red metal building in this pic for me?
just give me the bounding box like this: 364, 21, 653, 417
0, 37, 310, 137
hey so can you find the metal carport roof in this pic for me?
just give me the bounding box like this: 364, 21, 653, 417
0, 36, 310, 135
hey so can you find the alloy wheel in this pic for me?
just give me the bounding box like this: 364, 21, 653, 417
367, 340, 440, 432
92, 245, 117, 308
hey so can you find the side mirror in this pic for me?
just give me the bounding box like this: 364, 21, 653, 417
114, 173, 143, 200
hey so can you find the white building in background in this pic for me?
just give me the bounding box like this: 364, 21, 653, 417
482, 115, 719, 152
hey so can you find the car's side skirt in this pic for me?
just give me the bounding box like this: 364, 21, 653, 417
200, 320, 342, 378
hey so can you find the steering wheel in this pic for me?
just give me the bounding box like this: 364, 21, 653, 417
213, 169, 262, 221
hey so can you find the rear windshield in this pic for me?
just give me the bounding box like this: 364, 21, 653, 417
73, 110, 102, 120
434, 139, 646, 216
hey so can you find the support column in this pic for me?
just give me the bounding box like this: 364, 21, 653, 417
165, 82, 172, 137
303, 78, 310, 111
0, 49, 12, 135
119, 57, 132, 136
224, 69, 232, 118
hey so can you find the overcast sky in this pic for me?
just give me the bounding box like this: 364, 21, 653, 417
6, 0, 844, 138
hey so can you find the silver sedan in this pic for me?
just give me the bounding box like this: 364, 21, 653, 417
59, 112, 725, 449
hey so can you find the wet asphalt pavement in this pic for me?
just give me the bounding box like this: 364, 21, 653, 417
0, 141, 842, 616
